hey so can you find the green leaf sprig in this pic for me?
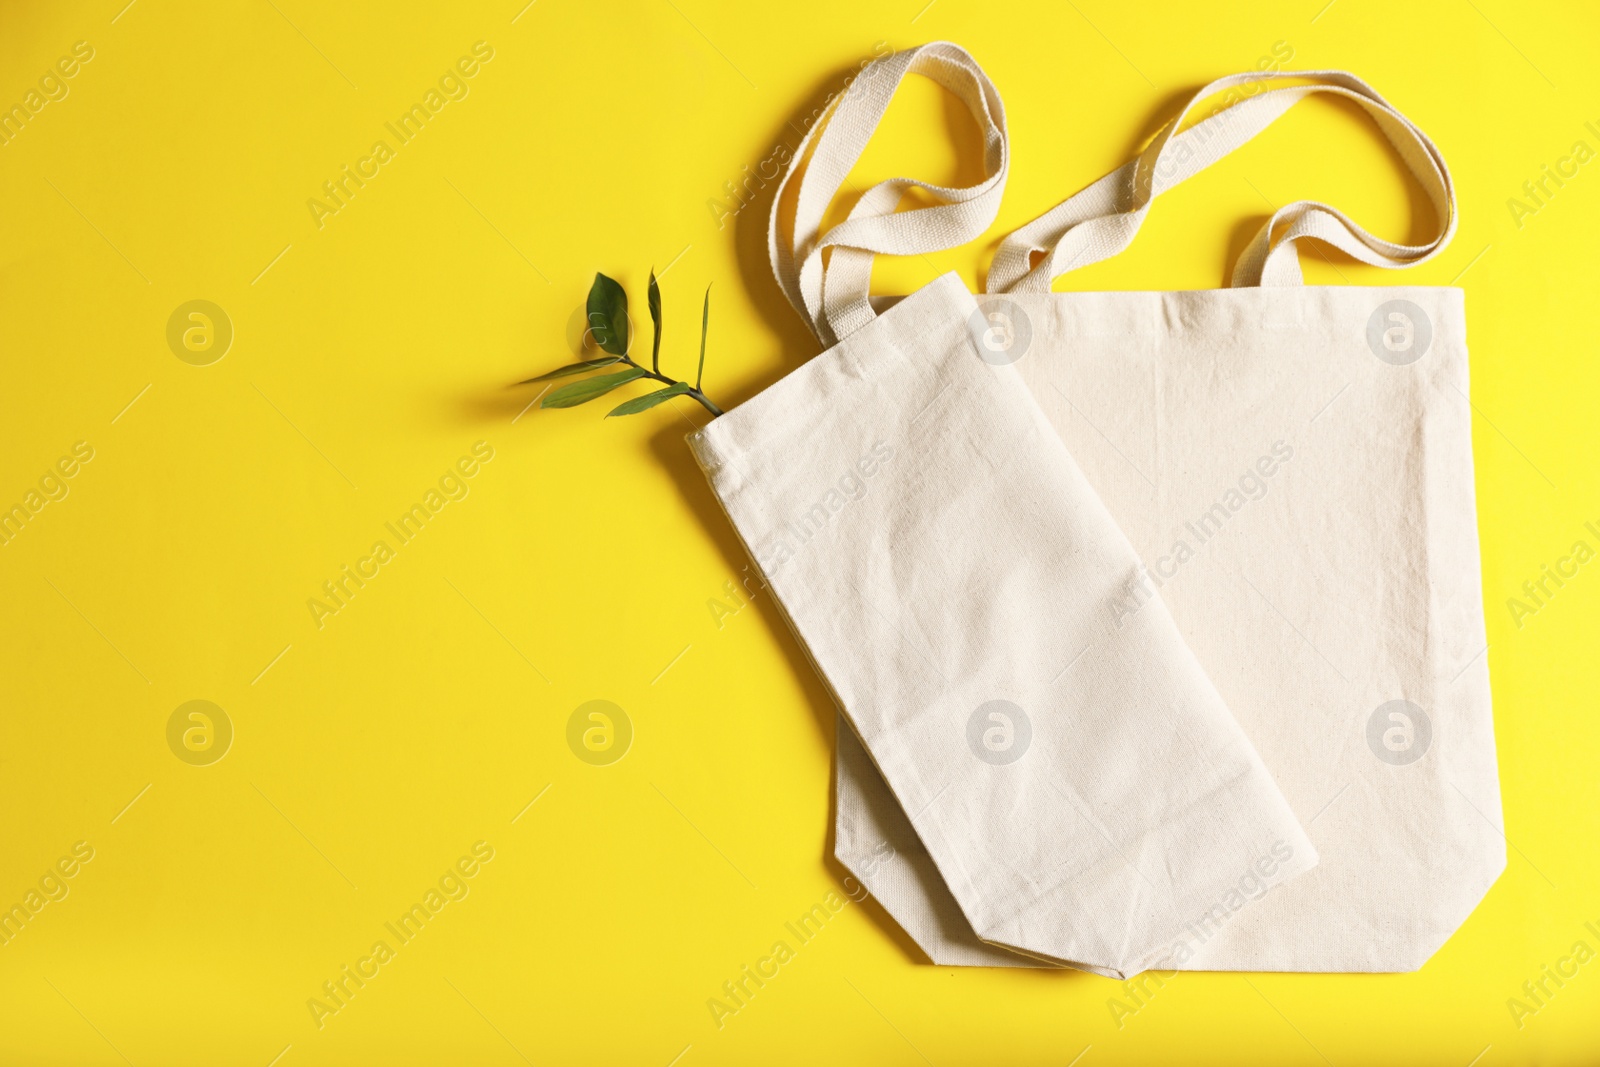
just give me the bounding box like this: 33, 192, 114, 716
524, 272, 723, 418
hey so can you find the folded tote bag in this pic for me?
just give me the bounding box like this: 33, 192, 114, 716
826, 61, 1506, 973
689, 42, 1321, 979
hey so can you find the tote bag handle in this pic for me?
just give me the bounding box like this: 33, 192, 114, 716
984, 70, 1457, 292
770, 42, 1009, 347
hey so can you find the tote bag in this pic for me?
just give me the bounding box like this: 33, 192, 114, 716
830, 64, 1506, 973
689, 42, 1318, 979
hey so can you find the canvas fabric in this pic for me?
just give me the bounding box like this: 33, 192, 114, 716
697, 43, 1502, 977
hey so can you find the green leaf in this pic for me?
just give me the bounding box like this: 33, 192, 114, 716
541, 368, 646, 408
647, 270, 662, 374
586, 272, 630, 356
696, 284, 710, 391
520, 357, 621, 383
606, 382, 690, 417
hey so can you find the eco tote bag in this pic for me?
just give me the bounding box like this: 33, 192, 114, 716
689, 42, 1318, 980
831, 65, 1506, 973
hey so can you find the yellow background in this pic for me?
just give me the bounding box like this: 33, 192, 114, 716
1, 0, 1596, 1063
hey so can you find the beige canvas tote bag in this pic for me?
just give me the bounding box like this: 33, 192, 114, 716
832, 67, 1506, 974
691, 42, 1319, 980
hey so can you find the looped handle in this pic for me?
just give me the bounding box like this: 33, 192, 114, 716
769, 42, 1009, 347
985, 70, 1456, 292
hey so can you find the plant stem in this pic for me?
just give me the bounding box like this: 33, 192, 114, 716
620, 356, 723, 417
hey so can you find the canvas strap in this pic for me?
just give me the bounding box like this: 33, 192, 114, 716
984, 70, 1456, 291
769, 41, 1009, 346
